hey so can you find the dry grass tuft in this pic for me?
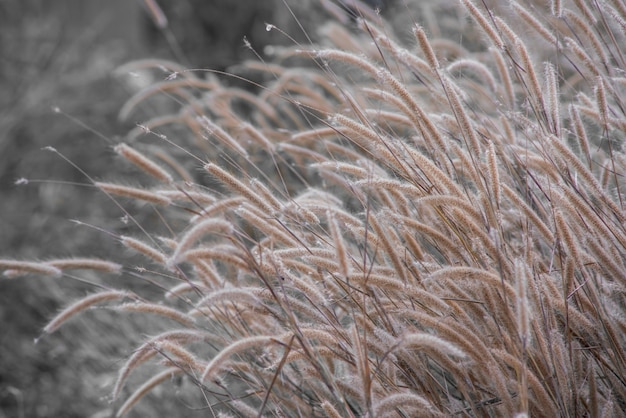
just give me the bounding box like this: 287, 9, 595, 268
3, 0, 626, 416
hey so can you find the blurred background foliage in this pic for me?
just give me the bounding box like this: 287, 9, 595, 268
0, 1, 399, 416
1, 2, 140, 417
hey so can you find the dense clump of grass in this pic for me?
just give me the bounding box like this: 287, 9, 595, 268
3, 0, 626, 416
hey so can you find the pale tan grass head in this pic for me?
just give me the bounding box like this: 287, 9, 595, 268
3, 0, 626, 416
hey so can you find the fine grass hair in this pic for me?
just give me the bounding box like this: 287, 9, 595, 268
3, 0, 626, 416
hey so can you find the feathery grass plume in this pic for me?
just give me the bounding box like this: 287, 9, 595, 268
197, 115, 249, 157
414, 25, 440, 71
7, 0, 626, 415
249, 178, 283, 213
441, 75, 482, 158
235, 206, 300, 248
191, 196, 246, 221
459, 0, 504, 49
595, 76, 610, 127
201, 335, 280, 382
0, 260, 63, 278
154, 340, 202, 371
511, 1, 558, 45
604, 2, 626, 35
112, 344, 159, 400
320, 400, 343, 418
385, 211, 468, 263
549, 329, 573, 410
167, 217, 233, 266
494, 349, 557, 416
447, 58, 498, 94
115, 302, 195, 327
564, 37, 601, 77
164, 281, 209, 299
121, 236, 167, 264
349, 324, 373, 416
204, 163, 276, 214
544, 63, 561, 137
563, 9, 608, 66
44, 290, 130, 334
403, 146, 464, 196
190, 287, 263, 315
486, 141, 501, 208
572, 0, 597, 23
399, 309, 488, 366
360, 19, 435, 80
447, 139, 483, 187
373, 392, 443, 418
118, 78, 219, 122
586, 237, 626, 285
490, 47, 515, 107
116, 367, 183, 417
610, 1, 626, 22
548, 134, 625, 222
114, 143, 173, 183
312, 161, 369, 179
179, 246, 249, 272
554, 209, 580, 261
417, 195, 482, 224
240, 122, 275, 152
46, 258, 122, 273
600, 158, 612, 189
95, 182, 171, 205
377, 69, 445, 148
514, 259, 531, 345
451, 207, 505, 269
156, 189, 216, 206
189, 261, 222, 288
327, 211, 350, 278
514, 38, 545, 116
368, 215, 408, 284
493, 15, 519, 47
362, 87, 446, 153
401, 332, 466, 359
568, 104, 592, 169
